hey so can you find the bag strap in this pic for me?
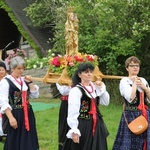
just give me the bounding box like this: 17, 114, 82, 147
138, 91, 148, 120
140, 92, 144, 105
123, 103, 129, 125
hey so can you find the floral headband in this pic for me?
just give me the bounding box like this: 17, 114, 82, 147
5, 48, 26, 64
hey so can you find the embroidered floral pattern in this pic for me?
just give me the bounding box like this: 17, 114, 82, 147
80, 100, 89, 112
9, 91, 30, 105
79, 100, 90, 119
131, 96, 138, 104
14, 91, 22, 104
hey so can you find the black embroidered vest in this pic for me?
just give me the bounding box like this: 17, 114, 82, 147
5, 78, 29, 107
77, 85, 102, 120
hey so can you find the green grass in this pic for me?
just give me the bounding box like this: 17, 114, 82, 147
0, 98, 122, 150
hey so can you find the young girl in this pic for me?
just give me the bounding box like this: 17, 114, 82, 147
0, 61, 7, 139
113, 56, 150, 150
62, 62, 110, 150
0, 56, 39, 150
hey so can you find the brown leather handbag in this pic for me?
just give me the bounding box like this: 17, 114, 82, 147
127, 115, 148, 135
124, 92, 148, 135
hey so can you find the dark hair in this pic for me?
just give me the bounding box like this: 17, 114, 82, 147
72, 62, 94, 86
0, 61, 6, 70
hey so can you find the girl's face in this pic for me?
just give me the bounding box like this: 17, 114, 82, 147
126, 61, 140, 76
12, 66, 25, 78
0, 67, 6, 80
78, 69, 93, 85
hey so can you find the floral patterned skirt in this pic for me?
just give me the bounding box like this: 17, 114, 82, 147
113, 110, 150, 150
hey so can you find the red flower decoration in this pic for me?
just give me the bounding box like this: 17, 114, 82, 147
49, 53, 98, 76
74, 55, 84, 62
51, 56, 60, 67
86, 55, 94, 61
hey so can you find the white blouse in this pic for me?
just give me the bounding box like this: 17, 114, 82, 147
56, 83, 71, 95
119, 77, 150, 102
0, 75, 39, 114
66, 82, 110, 139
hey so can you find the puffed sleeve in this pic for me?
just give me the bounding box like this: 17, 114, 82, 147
56, 83, 71, 95
0, 79, 12, 114
119, 77, 133, 102
94, 82, 110, 106
29, 85, 39, 99
140, 77, 150, 102
66, 87, 81, 139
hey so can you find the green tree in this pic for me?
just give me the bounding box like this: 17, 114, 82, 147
24, 0, 150, 76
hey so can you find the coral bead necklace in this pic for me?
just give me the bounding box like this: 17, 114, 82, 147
81, 83, 94, 93
11, 74, 23, 86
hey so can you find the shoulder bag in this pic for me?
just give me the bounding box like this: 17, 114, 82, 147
124, 92, 148, 135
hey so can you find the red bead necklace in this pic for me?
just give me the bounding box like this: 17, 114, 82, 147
81, 83, 94, 93
11, 74, 23, 86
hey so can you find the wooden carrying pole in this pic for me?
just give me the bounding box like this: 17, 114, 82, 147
30, 77, 44, 82
0, 50, 2, 60
102, 75, 123, 79
30, 66, 123, 85
30, 74, 123, 85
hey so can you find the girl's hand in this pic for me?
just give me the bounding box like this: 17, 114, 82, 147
72, 133, 80, 143
9, 116, 18, 129
94, 80, 102, 86
130, 76, 137, 82
94, 77, 102, 87
24, 75, 32, 83
134, 77, 146, 90
130, 76, 142, 86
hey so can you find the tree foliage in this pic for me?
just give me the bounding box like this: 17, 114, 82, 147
0, 0, 43, 57
24, 0, 150, 76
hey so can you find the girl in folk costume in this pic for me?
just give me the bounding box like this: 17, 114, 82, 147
0, 61, 7, 139
62, 62, 110, 150
56, 83, 71, 150
113, 56, 150, 150
0, 56, 39, 150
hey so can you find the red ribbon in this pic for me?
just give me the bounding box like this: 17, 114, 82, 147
61, 95, 68, 101
89, 98, 97, 136
22, 90, 30, 131
138, 92, 148, 150
138, 92, 148, 120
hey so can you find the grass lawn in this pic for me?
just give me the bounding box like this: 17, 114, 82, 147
0, 97, 122, 150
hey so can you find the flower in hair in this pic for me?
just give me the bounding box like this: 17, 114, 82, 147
5, 48, 26, 64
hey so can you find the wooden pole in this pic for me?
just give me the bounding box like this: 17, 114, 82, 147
101, 75, 123, 79
30, 77, 44, 82
0, 50, 2, 60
